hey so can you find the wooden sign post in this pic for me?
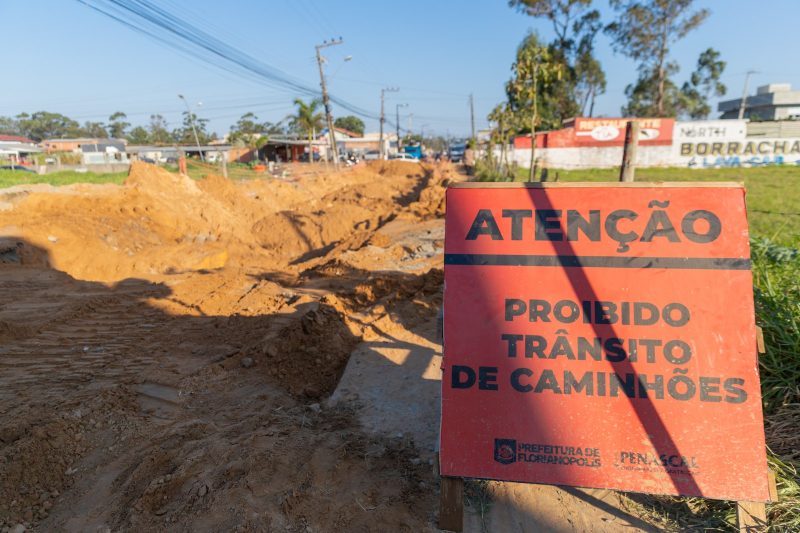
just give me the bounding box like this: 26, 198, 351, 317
620, 121, 640, 182
440, 182, 773, 531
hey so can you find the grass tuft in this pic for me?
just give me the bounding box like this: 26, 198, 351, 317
0, 169, 127, 188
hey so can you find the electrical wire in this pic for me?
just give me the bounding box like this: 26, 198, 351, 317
76, 0, 381, 122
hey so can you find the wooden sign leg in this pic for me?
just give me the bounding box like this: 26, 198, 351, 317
439, 476, 464, 532
736, 501, 767, 532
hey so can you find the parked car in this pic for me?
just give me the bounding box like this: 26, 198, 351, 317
363, 150, 381, 161
388, 153, 420, 162
299, 152, 321, 162
0, 165, 36, 173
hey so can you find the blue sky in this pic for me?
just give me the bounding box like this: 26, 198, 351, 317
2, 0, 799, 138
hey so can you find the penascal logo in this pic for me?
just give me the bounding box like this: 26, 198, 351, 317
494, 439, 517, 465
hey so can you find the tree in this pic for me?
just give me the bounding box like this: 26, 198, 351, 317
510, 0, 595, 49
333, 115, 365, 135
289, 98, 324, 157
509, 0, 606, 118
506, 33, 564, 180
0, 116, 19, 135
127, 126, 149, 144
229, 112, 283, 147
16, 111, 81, 142
173, 111, 211, 145
80, 121, 108, 138
231, 112, 262, 135
622, 65, 682, 116
606, 0, 709, 116
680, 48, 726, 119
506, 33, 565, 130
487, 103, 520, 177
108, 111, 130, 139
148, 114, 173, 145
574, 47, 606, 116
261, 122, 285, 135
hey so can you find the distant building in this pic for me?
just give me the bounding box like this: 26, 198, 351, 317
42, 137, 128, 153
81, 140, 129, 165
81, 139, 127, 153
327, 130, 397, 155
0, 134, 36, 144
0, 135, 41, 163
718, 84, 800, 120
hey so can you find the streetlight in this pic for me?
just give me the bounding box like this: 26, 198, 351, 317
178, 94, 204, 162
396, 103, 408, 152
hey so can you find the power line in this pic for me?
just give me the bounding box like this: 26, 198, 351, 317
76, 0, 381, 122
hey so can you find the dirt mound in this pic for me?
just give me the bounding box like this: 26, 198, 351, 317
124, 161, 202, 196
251, 167, 426, 264
408, 162, 453, 219
365, 159, 426, 176
255, 297, 361, 400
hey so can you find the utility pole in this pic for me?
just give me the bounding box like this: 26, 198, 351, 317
178, 94, 204, 162
469, 93, 476, 147
396, 103, 408, 153
528, 63, 538, 183
379, 87, 398, 160
316, 38, 343, 169
738, 70, 759, 120
620, 120, 640, 182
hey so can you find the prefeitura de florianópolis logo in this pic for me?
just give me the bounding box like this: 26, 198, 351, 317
494, 439, 517, 464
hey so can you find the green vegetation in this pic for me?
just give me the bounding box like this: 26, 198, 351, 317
0, 169, 127, 188
334, 115, 365, 135
502, 0, 721, 132
171, 159, 273, 181
289, 98, 324, 147
0, 159, 279, 190
606, 0, 713, 117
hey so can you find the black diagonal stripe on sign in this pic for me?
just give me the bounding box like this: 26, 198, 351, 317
444, 254, 751, 270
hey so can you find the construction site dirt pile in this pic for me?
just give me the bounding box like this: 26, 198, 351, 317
0, 160, 454, 531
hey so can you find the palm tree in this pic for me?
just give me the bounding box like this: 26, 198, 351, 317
289, 98, 324, 161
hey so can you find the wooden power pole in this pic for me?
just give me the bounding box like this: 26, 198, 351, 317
469, 93, 476, 147
620, 120, 640, 182
528, 63, 538, 183
396, 103, 408, 153
315, 38, 343, 169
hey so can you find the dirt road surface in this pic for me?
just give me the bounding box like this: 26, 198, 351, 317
0, 161, 656, 532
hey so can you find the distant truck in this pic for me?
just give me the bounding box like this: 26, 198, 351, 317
448, 143, 466, 163
403, 145, 423, 159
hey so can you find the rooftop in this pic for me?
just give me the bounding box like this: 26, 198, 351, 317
718, 83, 800, 113
0, 134, 36, 144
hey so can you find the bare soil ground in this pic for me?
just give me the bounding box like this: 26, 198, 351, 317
0, 161, 656, 532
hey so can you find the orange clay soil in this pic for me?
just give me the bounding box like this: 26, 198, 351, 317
0, 160, 452, 532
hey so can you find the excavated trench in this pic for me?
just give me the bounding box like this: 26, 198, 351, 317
0, 160, 452, 531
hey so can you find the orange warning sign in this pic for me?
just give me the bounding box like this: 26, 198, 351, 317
440, 182, 770, 502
